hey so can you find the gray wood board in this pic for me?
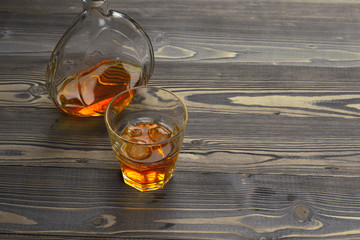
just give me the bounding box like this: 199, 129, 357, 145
2, 0, 360, 239
0, 166, 359, 239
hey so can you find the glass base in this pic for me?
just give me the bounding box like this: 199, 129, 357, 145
122, 172, 173, 192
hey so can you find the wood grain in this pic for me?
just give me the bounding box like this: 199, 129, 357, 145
1, 61, 360, 176
2, 0, 360, 239
1, 0, 360, 177
0, 166, 359, 239
3, 0, 360, 66
2, 101, 360, 177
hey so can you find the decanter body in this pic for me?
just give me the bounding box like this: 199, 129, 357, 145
46, 0, 154, 117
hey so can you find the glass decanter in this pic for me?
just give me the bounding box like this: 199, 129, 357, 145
46, 0, 154, 117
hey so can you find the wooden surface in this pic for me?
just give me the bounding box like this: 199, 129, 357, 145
2, 0, 360, 239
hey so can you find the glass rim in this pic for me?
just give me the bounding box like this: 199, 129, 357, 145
105, 86, 188, 146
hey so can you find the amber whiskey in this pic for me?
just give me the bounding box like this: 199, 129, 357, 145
116, 121, 179, 191
56, 60, 142, 116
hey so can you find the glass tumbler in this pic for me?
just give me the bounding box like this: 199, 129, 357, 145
105, 86, 188, 192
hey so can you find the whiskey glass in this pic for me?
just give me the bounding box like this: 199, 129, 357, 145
105, 86, 188, 191
46, 0, 154, 117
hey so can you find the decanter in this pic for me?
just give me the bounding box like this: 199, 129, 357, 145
46, 0, 154, 117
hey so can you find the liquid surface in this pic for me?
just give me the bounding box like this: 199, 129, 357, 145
115, 122, 179, 191
56, 60, 142, 116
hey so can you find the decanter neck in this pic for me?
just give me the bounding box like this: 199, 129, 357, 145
83, 0, 109, 14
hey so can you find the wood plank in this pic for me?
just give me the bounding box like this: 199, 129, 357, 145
2, 57, 360, 107
2, 1, 360, 66
1, 57, 360, 177
2, 106, 360, 177
0, 165, 359, 239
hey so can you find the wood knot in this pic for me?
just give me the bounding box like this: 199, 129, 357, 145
91, 217, 104, 227
29, 85, 47, 96
0, 30, 11, 39
293, 203, 312, 222
154, 33, 166, 43
86, 214, 116, 228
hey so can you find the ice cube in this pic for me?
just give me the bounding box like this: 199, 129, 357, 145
125, 139, 152, 160
149, 125, 172, 143
129, 126, 142, 137
121, 125, 143, 141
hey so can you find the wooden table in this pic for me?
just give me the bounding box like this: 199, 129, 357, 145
2, 0, 360, 239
